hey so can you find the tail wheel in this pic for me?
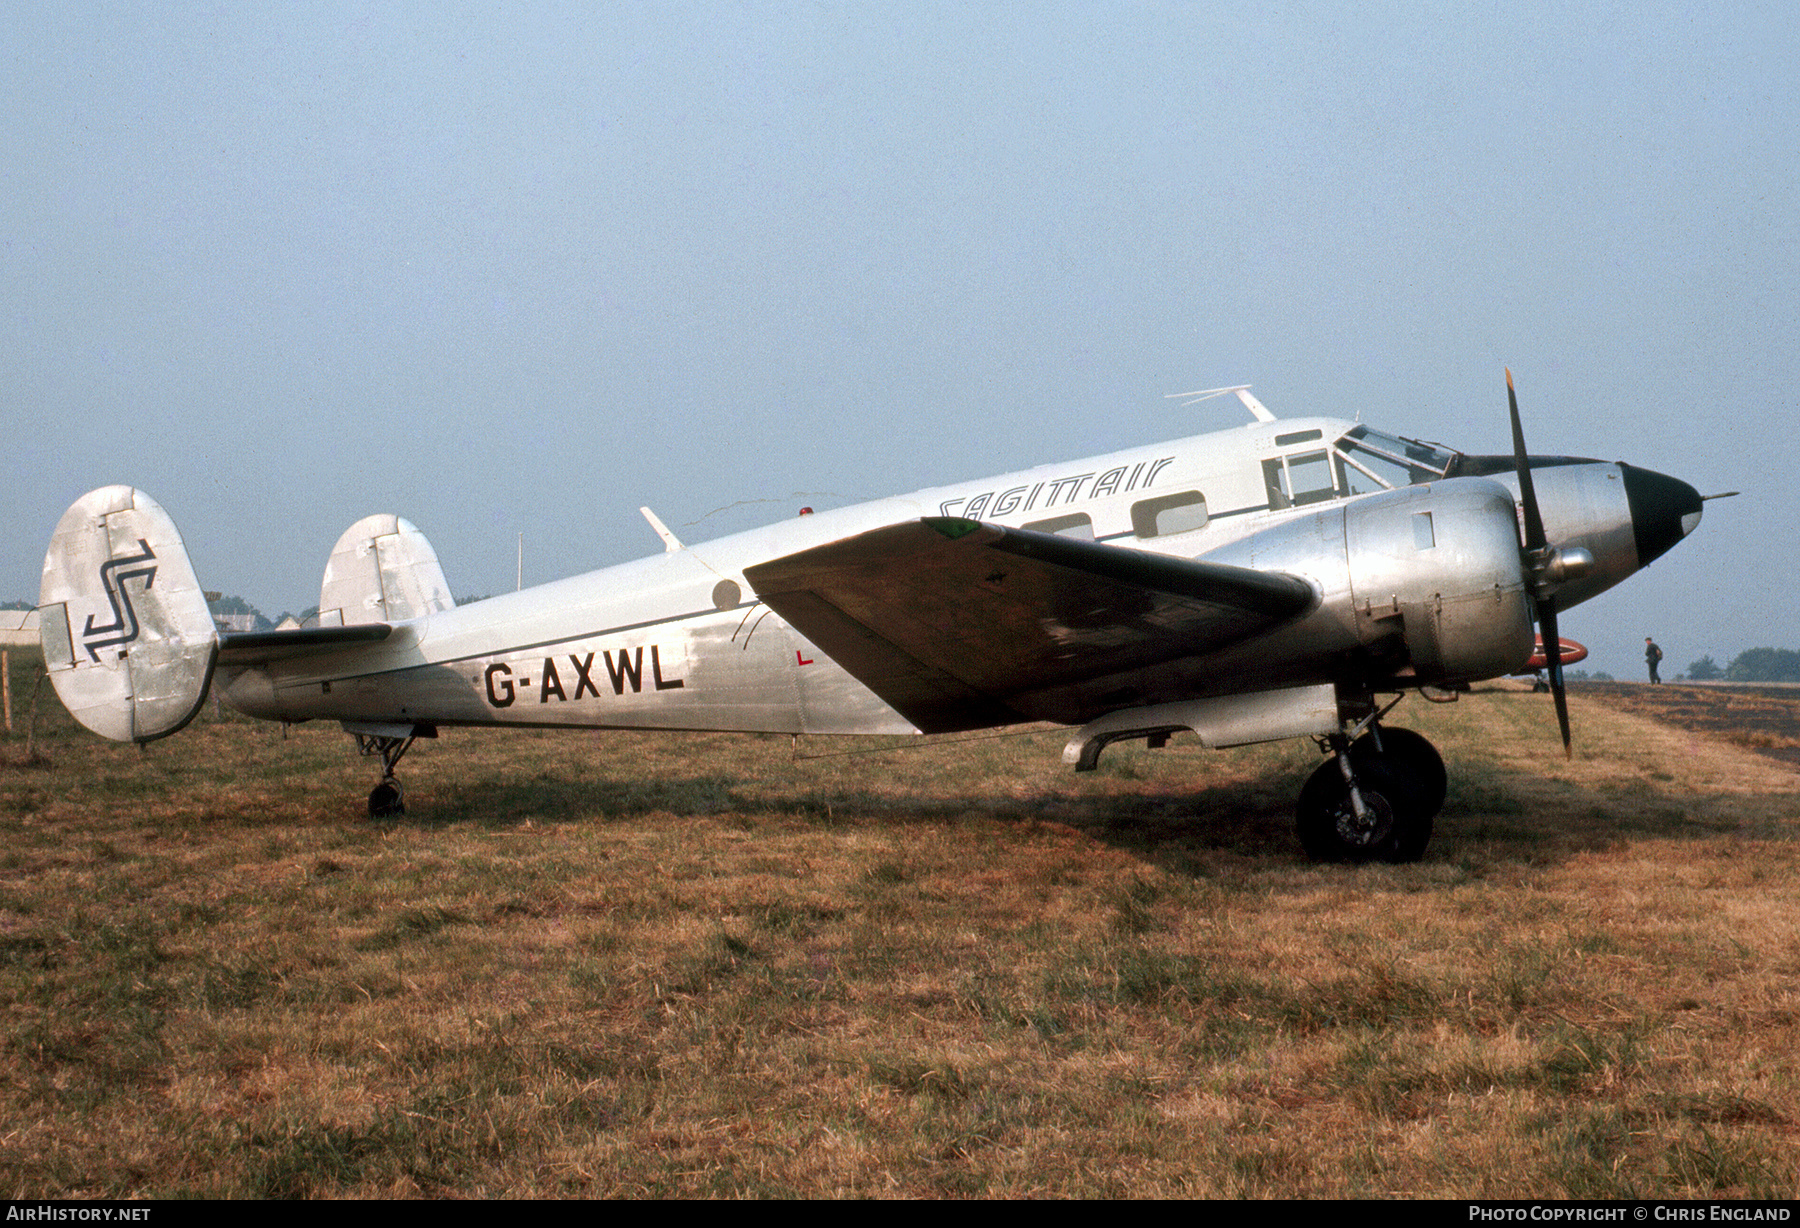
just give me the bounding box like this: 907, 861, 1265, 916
1296, 756, 1430, 864
368, 780, 405, 818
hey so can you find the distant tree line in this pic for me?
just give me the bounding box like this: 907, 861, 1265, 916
1686, 649, 1800, 682
206, 595, 273, 631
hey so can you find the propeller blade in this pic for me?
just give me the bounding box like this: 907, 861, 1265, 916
1509, 369, 1572, 758
1506, 368, 1549, 552
1538, 598, 1573, 758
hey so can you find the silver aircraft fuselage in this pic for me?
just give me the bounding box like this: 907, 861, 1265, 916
213, 414, 1701, 738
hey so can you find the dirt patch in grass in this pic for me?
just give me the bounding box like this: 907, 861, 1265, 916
2, 669, 1798, 1197
1574, 682, 1800, 770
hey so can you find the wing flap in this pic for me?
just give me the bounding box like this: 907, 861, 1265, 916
744, 518, 1314, 732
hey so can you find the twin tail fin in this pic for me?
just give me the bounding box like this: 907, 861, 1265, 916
38, 489, 452, 743
38, 487, 217, 742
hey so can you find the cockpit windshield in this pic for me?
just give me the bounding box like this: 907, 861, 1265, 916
1333, 426, 1458, 494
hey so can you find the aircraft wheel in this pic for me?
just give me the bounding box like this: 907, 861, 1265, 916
368, 780, 405, 818
1296, 757, 1429, 864
1352, 727, 1447, 818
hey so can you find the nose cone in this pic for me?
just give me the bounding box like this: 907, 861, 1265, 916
1620, 464, 1704, 567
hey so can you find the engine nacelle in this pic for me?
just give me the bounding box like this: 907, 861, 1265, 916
1341, 478, 1534, 684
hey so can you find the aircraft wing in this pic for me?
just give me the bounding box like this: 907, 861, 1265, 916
743, 517, 1315, 733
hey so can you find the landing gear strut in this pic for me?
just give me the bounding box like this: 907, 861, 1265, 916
350, 723, 435, 818
1296, 722, 1443, 863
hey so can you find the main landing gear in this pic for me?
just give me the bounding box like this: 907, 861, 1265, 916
350, 724, 436, 818
1296, 723, 1446, 863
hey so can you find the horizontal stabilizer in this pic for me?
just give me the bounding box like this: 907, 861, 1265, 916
744, 518, 1314, 733
218, 623, 393, 665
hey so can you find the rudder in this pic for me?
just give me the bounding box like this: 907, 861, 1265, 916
317, 514, 453, 626
38, 486, 217, 742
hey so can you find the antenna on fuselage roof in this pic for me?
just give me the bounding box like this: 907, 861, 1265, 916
639, 506, 685, 553
1166, 385, 1277, 423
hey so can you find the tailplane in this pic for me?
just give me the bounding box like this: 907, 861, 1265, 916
38, 487, 218, 742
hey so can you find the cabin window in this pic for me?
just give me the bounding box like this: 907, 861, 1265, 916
1131, 491, 1209, 538
1022, 512, 1095, 540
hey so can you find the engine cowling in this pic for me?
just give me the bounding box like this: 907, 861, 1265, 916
1341, 478, 1534, 685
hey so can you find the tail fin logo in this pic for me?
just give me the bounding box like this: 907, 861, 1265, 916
82, 539, 159, 660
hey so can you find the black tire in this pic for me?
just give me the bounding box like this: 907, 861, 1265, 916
1353, 726, 1447, 818
368, 781, 405, 818
1296, 756, 1430, 864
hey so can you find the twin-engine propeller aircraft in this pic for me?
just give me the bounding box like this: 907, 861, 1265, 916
39, 375, 1706, 861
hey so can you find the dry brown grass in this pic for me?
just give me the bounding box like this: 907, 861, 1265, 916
2, 650, 1798, 1197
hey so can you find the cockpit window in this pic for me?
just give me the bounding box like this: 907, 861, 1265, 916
1334, 426, 1456, 492
1262, 449, 1337, 510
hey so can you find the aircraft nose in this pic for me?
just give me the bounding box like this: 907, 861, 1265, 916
1620, 464, 1704, 567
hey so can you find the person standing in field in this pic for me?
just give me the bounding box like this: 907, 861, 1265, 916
1645, 637, 1663, 684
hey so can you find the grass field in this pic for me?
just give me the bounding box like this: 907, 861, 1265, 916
3, 649, 1798, 1197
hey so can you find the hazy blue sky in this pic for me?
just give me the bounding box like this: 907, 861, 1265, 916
5, 2, 1794, 680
